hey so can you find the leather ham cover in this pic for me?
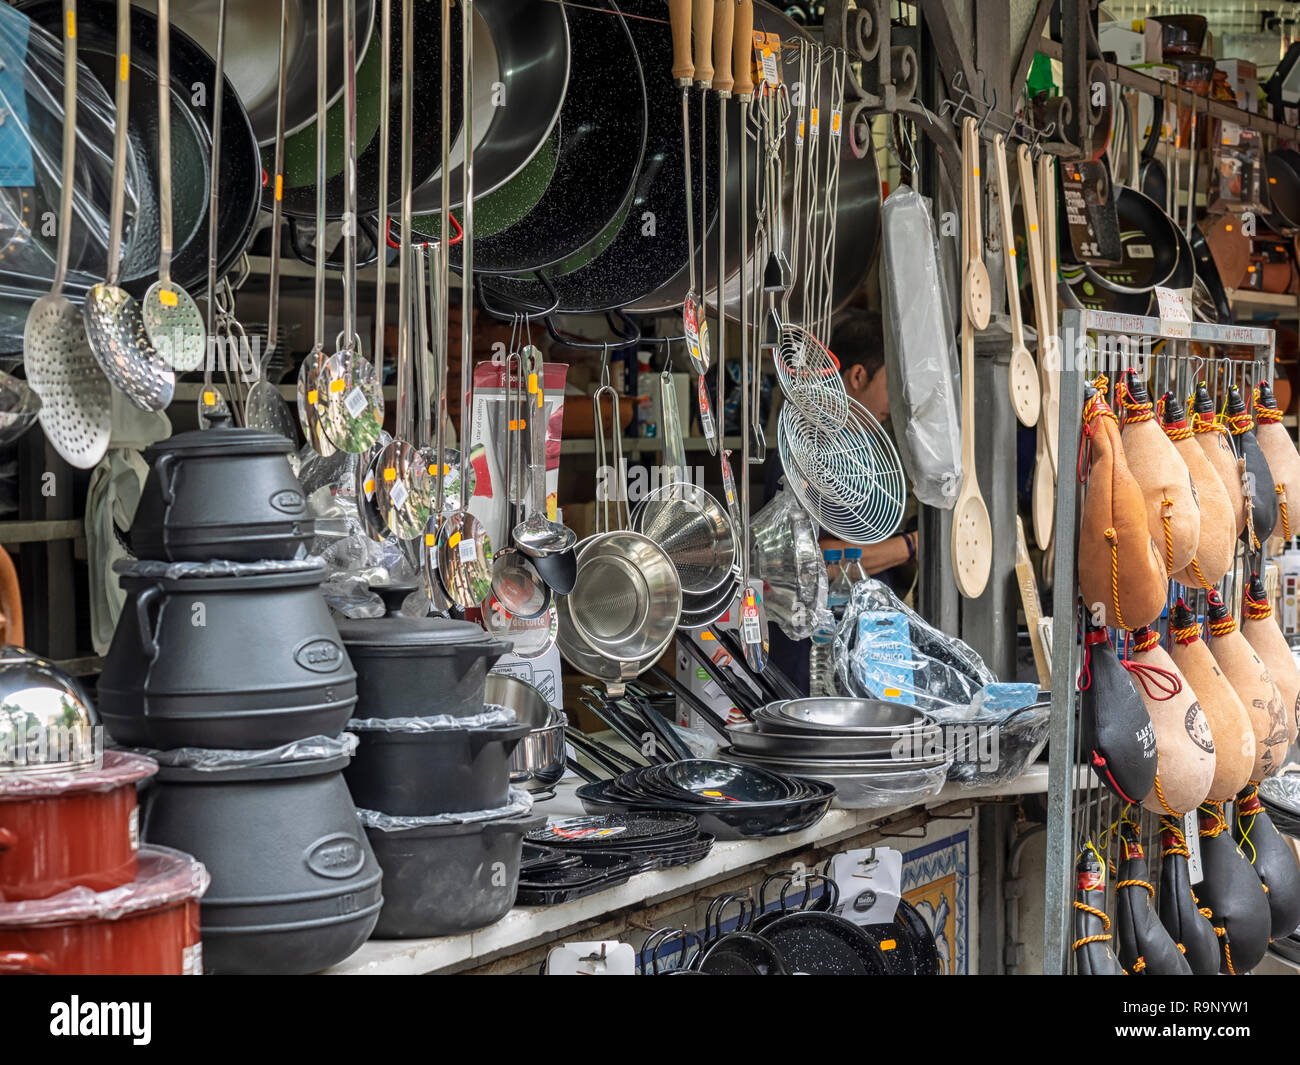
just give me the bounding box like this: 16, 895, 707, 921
1191, 385, 1247, 537
1078, 386, 1168, 631
1115, 821, 1192, 974
1129, 626, 1216, 816
1073, 845, 1125, 975
1253, 383, 1300, 540
1158, 817, 1221, 975
1118, 374, 1200, 576
1197, 801, 1272, 974
1161, 394, 1234, 589
1205, 589, 1287, 781
1169, 600, 1255, 801
1235, 784, 1300, 939
1243, 575, 1300, 747
1225, 386, 1277, 549
1078, 625, 1157, 803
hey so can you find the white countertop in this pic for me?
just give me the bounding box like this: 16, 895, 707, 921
323, 764, 1049, 975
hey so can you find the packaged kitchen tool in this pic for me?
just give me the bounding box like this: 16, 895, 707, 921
880, 184, 961, 510
833, 578, 994, 713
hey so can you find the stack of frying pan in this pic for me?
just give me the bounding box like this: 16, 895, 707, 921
720, 698, 951, 809
575, 758, 834, 841
516, 812, 713, 904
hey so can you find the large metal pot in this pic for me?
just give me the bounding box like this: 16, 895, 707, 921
487, 673, 567, 794
344, 718, 531, 815
99, 561, 357, 750
129, 412, 316, 563
0, 845, 207, 975
0, 752, 156, 902
335, 617, 511, 720
141, 749, 382, 975
363, 807, 544, 939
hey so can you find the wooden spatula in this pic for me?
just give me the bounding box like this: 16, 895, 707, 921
992, 134, 1040, 428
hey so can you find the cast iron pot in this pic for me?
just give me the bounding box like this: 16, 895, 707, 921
129, 412, 315, 562
334, 616, 511, 720
140, 750, 382, 975
99, 562, 357, 749
344, 719, 531, 815
364, 808, 544, 938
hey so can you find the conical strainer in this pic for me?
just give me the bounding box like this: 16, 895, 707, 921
84, 0, 175, 414
24, 0, 113, 470
141, 0, 205, 371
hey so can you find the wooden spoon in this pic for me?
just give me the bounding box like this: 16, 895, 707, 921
1018, 144, 1057, 550
992, 134, 1040, 427
1037, 150, 1061, 477
963, 118, 992, 330
952, 116, 993, 600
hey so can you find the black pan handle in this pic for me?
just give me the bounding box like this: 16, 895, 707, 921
677, 635, 758, 720
565, 757, 601, 784
1140, 95, 1164, 165
477, 271, 560, 319
644, 665, 732, 741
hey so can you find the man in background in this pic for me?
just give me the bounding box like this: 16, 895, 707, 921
762, 308, 917, 692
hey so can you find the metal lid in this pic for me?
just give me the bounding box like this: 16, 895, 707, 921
146, 409, 294, 458
334, 616, 504, 651
0, 647, 101, 775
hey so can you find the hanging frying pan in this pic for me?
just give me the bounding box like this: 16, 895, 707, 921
20, 0, 261, 297
131, 0, 375, 148
408, 0, 569, 215
636, 0, 881, 320
481, 0, 720, 314
1061, 264, 1153, 316
427, 0, 644, 275
1265, 148, 1300, 230
1138, 94, 1167, 207
272, 0, 460, 220
1189, 223, 1232, 324
1082, 183, 1183, 295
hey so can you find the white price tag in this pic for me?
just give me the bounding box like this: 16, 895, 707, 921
761, 50, 778, 86
742, 615, 761, 642
182, 943, 204, 976
390, 479, 409, 510
1184, 811, 1204, 885
128, 807, 139, 852
1221, 119, 1242, 147
344, 386, 368, 419
459, 537, 478, 563
1155, 286, 1192, 339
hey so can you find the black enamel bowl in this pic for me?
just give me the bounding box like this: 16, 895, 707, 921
575, 778, 834, 841
639, 759, 802, 805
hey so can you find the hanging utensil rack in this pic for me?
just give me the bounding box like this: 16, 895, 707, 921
940, 69, 1056, 154
1041, 305, 1276, 974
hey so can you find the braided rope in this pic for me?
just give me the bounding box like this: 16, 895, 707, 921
1170, 621, 1202, 645
1160, 498, 1175, 573
1279, 485, 1290, 540
1244, 591, 1272, 621
1072, 901, 1114, 953
1191, 408, 1229, 437
1225, 410, 1254, 437
1105, 527, 1124, 629
1117, 878, 1156, 899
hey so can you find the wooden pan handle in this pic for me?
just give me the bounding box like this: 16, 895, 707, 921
693, 0, 715, 85
670, 0, 693, 82
732, 0, 753, 97
713, 0, 735, 94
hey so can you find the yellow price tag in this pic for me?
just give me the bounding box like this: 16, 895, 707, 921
383, 467, 397, 483
66, 11, 75, 38
363, 478, 375, 495
275, 174, 283, 201
448, 531, 462, 550
120, 54, 129, 81
307, 389, 319, 405
329, 378, 346, 393
159, 289, 178, 308
424, 533, 436, 547
880, 939, 897, 951
528, 372, 538, 395
202, 390, 216, 406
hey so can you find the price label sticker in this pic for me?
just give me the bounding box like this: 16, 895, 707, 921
1184, 811, 1203, 885
830, 110, 842, 138
761, 49, 778, 86
344, 386, 368, 418
329, 377, 347, 394
1155, 286, 1192, 339
390, 479, 408, 510
424, 532, 437, 548
363, 477, 375, 498
698, 377, 715, 437
796, 119, 805, 146
448, 531, 462, 550
459, 537, 478, 563
159, 288, 179, 308
307, 388, 319, 405
810, 106, 820, 137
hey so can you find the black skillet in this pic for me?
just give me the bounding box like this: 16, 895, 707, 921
757, 909, 890, 974
481, 0, 718, 314
1083, 183, 1183, 294
1138, 95, 1167, 207
272, 0, 460, 220
692, 895, 789, 975
21, 0, 261, 296
434, 0, 646, 276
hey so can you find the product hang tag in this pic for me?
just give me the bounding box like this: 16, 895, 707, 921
1155, 286, 1192, 340
458, 537, 478, 563
546, 941, 636, 976
1184, 811, 1203, 885
389, 479, 409, 510
344, 385, 368, 418
828, 847, 904, 926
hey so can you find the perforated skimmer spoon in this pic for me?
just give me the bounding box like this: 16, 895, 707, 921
514, 346, 577, 593
142, 0, 205, 371
991, 133, 1040, 428
25, 0, 113, 471
84, 0, 175, 414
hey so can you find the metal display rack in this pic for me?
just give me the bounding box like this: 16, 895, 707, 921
1041, 306, 1277, 973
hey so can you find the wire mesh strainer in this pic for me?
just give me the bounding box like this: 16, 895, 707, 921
774, 322, 849, 427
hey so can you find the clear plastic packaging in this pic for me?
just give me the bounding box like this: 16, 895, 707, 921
818, 762, 951, 809
833, 578, 995, 712
113, 557, 325, 580
321, 576, 388, 619
1260, 773, 1300, 814
748, 488, 827, 641
356, 787, 534, 831
930, 700, 1050, 789
880, 184, 962, 509
0, 845, 208, 926
347, 705, 518, 732
126, 733, 358, 770
0, 750, 156, 797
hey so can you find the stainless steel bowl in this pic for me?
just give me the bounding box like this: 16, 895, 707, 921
768, 698, 933, 734
488, 673, 567, 794
0, 647, 99, 774
726, 721, 943, 760
485, 672, 553, 728
567, 531, 682, 663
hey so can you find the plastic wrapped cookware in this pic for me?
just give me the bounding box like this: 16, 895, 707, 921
0, 845, 208, 975
99, 559, 357, 749
0, 752, 156, 902
334, 616, 511, 720
361, 794, 543, 939
129, 412, 317, 562
139, 740, 381, 974
344, 709, 531, 815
